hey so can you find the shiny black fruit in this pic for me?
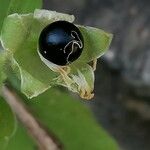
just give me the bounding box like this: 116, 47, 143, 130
38, 20, 84, 66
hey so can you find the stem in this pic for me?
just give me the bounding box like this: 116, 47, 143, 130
1, 85, 62, 150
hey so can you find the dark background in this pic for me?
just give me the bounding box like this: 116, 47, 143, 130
43, 0, 150, 150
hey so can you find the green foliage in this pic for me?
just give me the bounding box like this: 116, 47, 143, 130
0, 0, 41, 149
1, 9, 112, 99
0, 96, 16, 150
6, 124, 35, 150
0, 1, 116, 150
0, 0, 42, 31
0, 52, 7, 88
77, 26, 112, 64
6, 88, 118, 150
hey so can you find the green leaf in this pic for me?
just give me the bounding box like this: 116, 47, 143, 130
0, 96, 16, 149
77, 26, 113, 64
0, 138, 9, 150
0, 51, 7, 88
1, 9, 112, 99
5, 124, 35, 150
6, 88, 119, 150
0, 0, 42, 31
31, 88, 118, 150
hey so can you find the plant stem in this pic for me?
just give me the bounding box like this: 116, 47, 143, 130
1, 85, 62, 150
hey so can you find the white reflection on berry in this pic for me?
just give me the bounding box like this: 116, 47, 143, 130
61, 31, 83, 64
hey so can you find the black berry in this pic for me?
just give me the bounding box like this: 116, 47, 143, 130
38, 21, 84, 66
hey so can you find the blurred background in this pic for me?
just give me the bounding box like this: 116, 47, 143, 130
43, 0, 150, 150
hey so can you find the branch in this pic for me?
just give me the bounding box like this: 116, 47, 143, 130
1, 85, 62, 150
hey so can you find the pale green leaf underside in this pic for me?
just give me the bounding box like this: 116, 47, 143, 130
77, 26, 113, 64
1, 9, 112, 99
